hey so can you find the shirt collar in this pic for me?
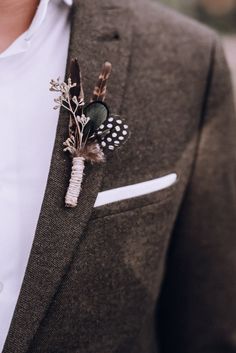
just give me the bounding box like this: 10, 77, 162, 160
26, 0, 73, 41
0, 0, 73, 59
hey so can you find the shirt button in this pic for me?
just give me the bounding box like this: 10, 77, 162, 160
0, 282, 4, 293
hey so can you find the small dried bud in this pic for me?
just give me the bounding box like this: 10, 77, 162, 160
72, 96, 78, 104
77, 114, 90, 126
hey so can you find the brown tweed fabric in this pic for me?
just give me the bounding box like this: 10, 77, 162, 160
3, 0, 236, 352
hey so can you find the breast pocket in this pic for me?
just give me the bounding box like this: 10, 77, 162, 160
91, 172, 179, 219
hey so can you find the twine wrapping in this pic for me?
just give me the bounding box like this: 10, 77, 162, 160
65, 156, 85, 208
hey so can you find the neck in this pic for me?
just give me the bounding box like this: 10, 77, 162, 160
0, 0, 39, 53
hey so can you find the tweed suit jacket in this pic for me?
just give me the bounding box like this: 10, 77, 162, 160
3, 0, 236, 352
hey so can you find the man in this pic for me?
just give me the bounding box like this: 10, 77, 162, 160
0, 0, 236, 352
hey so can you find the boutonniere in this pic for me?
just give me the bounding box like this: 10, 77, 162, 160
50, 59, 129, 208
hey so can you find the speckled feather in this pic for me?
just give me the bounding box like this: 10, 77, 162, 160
96, 115, 130, 152
91, 61, 112, 102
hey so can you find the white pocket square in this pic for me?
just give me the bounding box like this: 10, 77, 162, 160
94, 173, 177, 207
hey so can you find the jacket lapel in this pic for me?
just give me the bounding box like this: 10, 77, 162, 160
3, 1, 133, 352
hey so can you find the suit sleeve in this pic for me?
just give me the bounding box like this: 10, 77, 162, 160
158, 36, 236, 353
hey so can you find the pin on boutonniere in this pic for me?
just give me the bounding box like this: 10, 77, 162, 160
50, 59, 129, 208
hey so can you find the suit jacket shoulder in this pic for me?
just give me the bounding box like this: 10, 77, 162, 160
130, 0, 216, 53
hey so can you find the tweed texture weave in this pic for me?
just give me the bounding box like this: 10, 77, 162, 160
3, 0, 236, 352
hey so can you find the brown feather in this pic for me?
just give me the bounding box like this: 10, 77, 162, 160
69, 58, 84, 103
91, 61, 112, 102
77, 143, 105, 163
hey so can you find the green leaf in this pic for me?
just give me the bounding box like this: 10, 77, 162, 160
83, 101, 109, 136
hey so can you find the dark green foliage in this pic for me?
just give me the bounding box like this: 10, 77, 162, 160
83, 101, 109, 136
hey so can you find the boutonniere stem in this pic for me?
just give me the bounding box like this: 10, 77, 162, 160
50, 59, 129, 208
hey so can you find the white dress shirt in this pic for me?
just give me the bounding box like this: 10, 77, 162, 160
0, 0, 72, 350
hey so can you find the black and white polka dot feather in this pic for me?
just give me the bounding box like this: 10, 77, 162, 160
96, 115, 129, 152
